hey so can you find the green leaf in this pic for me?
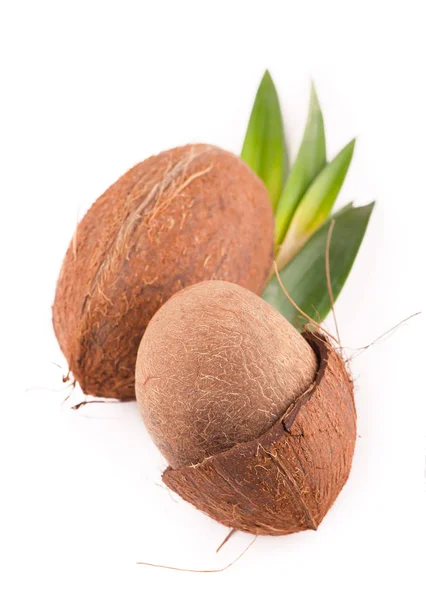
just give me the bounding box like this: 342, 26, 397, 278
241, 70, 286, 209
275, 138, 355, 269
263, 202, 375, 330
274, 83, 326, 245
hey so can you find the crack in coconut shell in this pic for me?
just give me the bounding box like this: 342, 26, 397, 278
53, 145, 274, 400
162, 333, 356, 535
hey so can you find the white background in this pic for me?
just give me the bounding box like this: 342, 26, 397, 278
1, 1, 425, 599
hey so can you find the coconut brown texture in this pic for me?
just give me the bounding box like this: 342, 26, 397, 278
136, 280, 318, 469
53, 144, 274, 400
163, 333, 356, 535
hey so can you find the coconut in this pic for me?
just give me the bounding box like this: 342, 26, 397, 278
136, 280, 356, 535
53, 145, 274, 400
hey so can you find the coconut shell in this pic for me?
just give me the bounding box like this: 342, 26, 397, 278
136, 280, 318, 469
163, 333, 356, 535
53, 144, 274, 400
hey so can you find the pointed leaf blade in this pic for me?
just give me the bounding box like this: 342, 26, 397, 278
276, 139, 356, 269
263, 202, 375, 330
241, 70, 286, 209
275, 83, 326, 245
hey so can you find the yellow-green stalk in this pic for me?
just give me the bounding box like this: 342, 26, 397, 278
274, 84, 326, 246
275, 139, 355, 270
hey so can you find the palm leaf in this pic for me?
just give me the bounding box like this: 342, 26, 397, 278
275, 83, 326, 244
263, 202, 375, 330
276, 139, 355, 269
241, 70, 286, 209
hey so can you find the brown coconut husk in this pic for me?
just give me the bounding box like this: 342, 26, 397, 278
162, 333, 356, 535
53, 144, 274, 401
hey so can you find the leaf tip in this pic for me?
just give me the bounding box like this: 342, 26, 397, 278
309, 81, 320, 107
339, 138, 356, 162
366, 199, 376, 213
261, 69, 274, 87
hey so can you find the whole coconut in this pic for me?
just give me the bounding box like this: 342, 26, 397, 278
53, 144, 274, 400
136, 280, 356, 535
